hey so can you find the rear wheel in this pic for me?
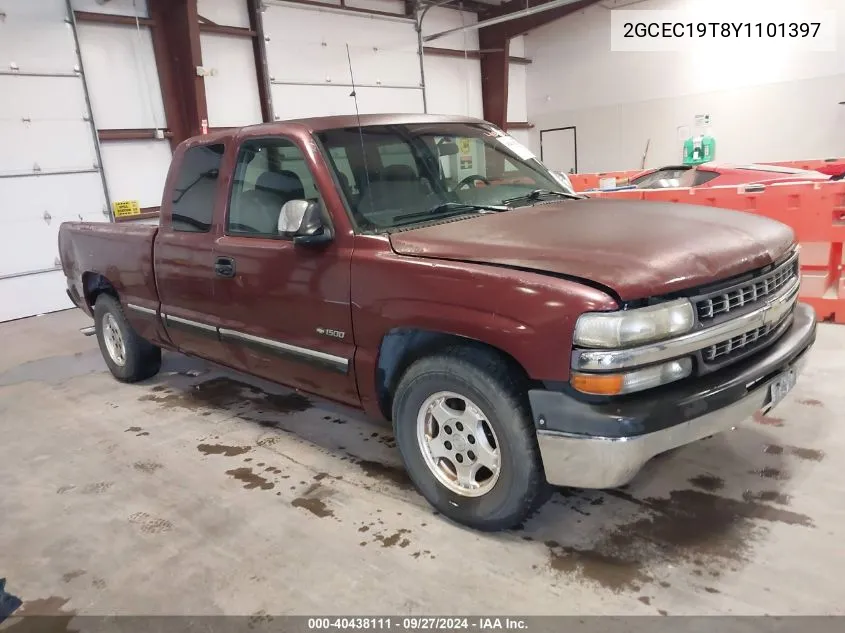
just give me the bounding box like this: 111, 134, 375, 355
94, 295, 161, 382
392, 346, 548, 531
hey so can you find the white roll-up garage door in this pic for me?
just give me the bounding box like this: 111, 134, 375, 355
263, 1, 424, 121
0, 0, 108, 322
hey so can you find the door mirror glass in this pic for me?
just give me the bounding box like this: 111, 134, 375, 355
278, 199, 333, 244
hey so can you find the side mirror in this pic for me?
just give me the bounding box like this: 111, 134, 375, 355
278, 199, 333, 245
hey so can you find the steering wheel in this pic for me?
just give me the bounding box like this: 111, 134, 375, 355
455, 174, 491, 190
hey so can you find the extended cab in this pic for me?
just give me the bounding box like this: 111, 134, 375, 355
59, 114, 816, 531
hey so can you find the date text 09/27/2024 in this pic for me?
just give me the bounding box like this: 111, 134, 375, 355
307, 618, 528, 631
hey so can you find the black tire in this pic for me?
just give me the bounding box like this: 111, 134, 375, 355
93, 294, 161, 383
392, 346, 549, 531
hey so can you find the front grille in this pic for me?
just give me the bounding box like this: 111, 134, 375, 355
696, 253, 798, 321
702, 311, 791, 363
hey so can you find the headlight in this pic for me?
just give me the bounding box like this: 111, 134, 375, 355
571, 358, 693, 396
574, 299, 695, 348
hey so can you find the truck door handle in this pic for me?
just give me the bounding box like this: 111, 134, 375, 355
214, 256, 236, 278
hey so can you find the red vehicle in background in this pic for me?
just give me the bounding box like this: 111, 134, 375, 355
629, 163, 834, 189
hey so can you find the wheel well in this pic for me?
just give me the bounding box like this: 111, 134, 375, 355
375, 328, 532, 421
82, 272, 117, 309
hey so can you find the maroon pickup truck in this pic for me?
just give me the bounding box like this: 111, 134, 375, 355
59, 114, 816, 531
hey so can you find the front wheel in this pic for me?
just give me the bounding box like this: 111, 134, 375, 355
94, 294, 161, 383
392, 346, 548, 531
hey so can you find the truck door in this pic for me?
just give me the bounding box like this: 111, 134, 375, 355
154, 141, 230, 364
209, 135, 359, 406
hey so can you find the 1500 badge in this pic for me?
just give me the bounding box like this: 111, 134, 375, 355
317, 327, 346, 340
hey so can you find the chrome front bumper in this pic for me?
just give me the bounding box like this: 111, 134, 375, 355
534, 302, 816, 489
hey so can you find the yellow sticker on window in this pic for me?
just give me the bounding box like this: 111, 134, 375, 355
457, 138, 471, 154
112, 200, 141, 218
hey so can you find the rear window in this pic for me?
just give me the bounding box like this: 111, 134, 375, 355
171, 143, 225, 232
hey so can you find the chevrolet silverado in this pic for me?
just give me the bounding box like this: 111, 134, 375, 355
58, 114, 816, 531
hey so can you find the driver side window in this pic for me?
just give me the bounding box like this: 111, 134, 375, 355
227, 138, 320, 237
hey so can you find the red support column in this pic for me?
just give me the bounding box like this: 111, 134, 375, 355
148, 0, 208, 144
479, 29, 509, 129
477, 0, 598, 127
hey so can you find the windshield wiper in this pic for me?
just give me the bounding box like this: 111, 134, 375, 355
501, 189, 581, 205
393, 201, 510, 224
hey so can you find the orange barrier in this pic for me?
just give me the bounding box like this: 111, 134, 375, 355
568, 157, 845, 192
568, 170, 642, 192
587, 181, 845, 324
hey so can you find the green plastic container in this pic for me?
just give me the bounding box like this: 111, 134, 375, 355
683, 135, 716, 165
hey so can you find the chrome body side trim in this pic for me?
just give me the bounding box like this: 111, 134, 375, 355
218, 328, 349, 374
163, 313, 218, 333
572, 277, 800, 372
158, 315, 349, 373
127, 303, 157, 316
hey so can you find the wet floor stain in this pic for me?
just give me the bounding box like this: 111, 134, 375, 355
373, 528, 411, 548
638, 596, 651, 605
797, 398, 822, 406
356, 459, 413, 490
129, 512, 173, 534
688, 474, 724, 492
197, 443, 251, 457
91, 577, 106, 590
542, 487, 814, 592
789, 447, 825, 462
60, 570, 85, 583
704, 586, 720, 594
225, 467, 274, 491
56, 485, 74, 495
753, 412, 784, 427
138, 377, 312, 418
291, 497, 334, 518
125, 427, 142, 433
80, 481, 112, 495
742, 490, 791, 505
762, 444, 824, 462
133, 460, 163, 474
751, 467, 788, 480
545, 539, 652, 592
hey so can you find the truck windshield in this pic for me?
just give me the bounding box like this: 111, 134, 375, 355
315, 123, 567, 231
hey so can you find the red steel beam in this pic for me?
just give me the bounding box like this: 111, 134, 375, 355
73, 11, 154, 27
423, 46, 531, 64
148, 0, 208, 143
478, 0, 599, 128
197, 23, 256, 37
98, 129, 173, 141
248, 0, 274, 123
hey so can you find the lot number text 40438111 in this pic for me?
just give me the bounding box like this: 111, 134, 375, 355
307, 618, 529, 631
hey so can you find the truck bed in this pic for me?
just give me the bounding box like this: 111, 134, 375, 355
58, 222, 160, 316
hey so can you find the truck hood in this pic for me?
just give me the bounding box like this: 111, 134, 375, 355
388, 198, 795, 301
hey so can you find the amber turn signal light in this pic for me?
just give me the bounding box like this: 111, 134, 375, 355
571, 372, 625, 396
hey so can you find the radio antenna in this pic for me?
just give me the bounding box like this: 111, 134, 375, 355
346, 44, 373, 218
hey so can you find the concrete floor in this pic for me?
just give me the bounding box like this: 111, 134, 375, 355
1, 309, 844, 617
